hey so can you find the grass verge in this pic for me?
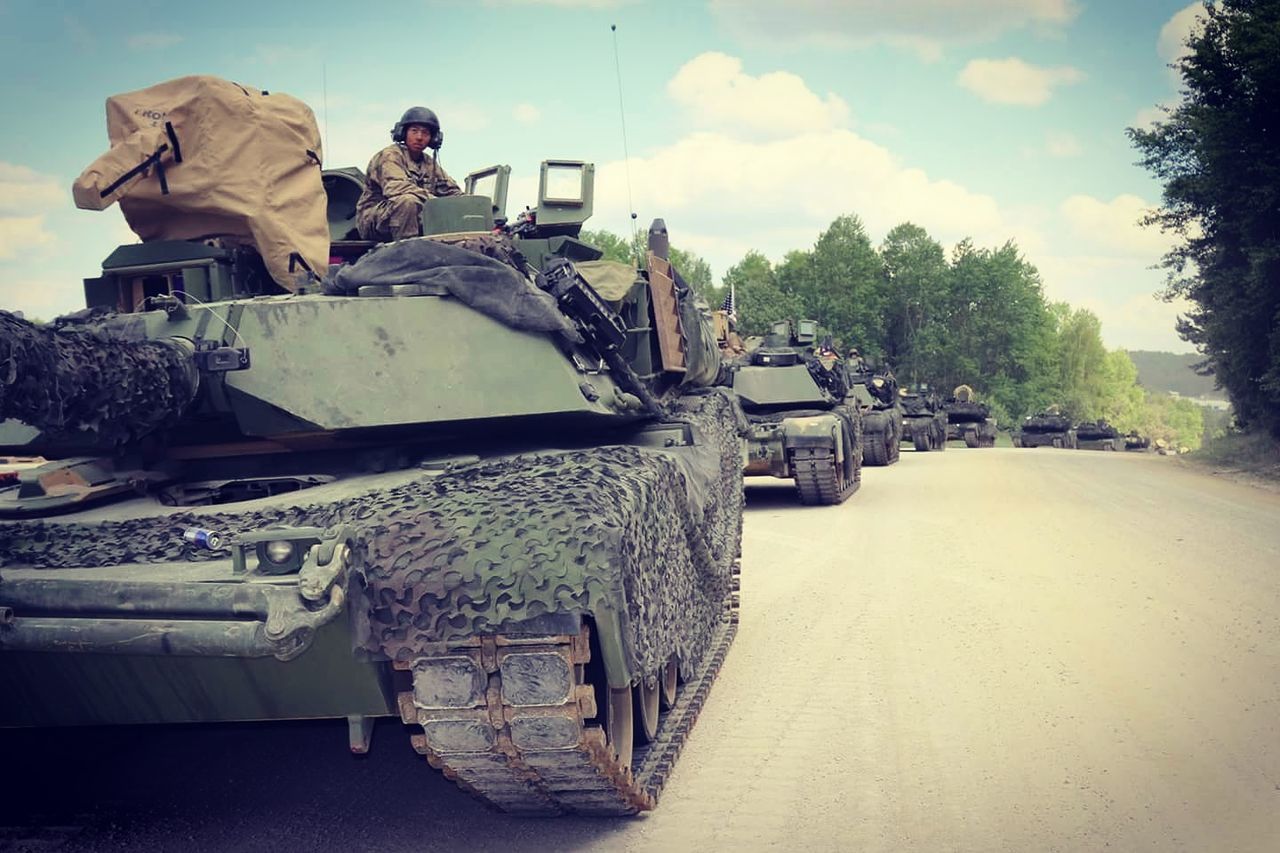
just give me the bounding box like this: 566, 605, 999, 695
1186, 431, 1280, 485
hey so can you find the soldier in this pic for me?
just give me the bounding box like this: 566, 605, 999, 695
356, 106, 461, 242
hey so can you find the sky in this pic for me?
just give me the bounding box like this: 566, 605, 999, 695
0, 0, 1205, 351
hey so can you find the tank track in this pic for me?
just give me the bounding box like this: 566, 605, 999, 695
397, 561, 740, 816
790, 448, 859, 505
863, 429, 888, 465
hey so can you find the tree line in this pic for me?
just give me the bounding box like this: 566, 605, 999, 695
1129, 0, 1279, 439
582, 221, 1207, 449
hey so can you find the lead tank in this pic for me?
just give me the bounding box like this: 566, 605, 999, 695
731, 320, 862, 504
943, 385, 998, 448
0, 77, 745, 816
898, 387, 948, 452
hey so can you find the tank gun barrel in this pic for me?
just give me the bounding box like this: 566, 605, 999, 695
0, 311, 198, 446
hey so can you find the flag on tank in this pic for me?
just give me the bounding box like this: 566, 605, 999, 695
721, 288, 737, 322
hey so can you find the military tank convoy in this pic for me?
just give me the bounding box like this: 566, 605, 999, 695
0, 76, 1161, 820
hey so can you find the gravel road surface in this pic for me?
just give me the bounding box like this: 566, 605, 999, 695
3, 447, 1279, 852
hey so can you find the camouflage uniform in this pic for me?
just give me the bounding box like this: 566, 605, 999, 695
355, 143, 461, 241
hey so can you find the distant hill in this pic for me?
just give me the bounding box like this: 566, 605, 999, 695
1127, 350, 1227, 400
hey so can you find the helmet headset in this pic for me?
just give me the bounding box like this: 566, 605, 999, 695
391, 106, 444, 150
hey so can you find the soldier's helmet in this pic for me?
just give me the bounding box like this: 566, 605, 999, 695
392, 106, 443, 146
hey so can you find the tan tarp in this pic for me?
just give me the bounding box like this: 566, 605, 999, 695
576, 259, 639, 302
72, 75, 328, 291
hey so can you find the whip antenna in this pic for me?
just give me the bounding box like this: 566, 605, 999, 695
610, 24, 639, 259
321, 63, 331, 159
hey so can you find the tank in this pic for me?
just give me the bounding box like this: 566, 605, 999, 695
897, 387, 948, 452
1123, 431, 1151, 452
730, 320, 862, 504
847, 365, 904, 465
942, 385, 998, 448
1014, 409, 1077, 449
0, 80, 746, 816
1075, 419, 1121, 451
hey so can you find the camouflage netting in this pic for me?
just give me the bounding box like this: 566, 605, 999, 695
0, 311, 197, 446
358, 389, 743, 678
900, 395, 934, 417
945, 400, 990, 423
1, 390, 743, 683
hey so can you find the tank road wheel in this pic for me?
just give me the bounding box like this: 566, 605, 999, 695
603, 686, 635, 769
913, 428, 930, 452
635, 673, 661, 745
964, 430, 980, 448
660, 656, 679, 711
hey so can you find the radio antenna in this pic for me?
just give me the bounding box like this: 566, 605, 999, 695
321, 63, 331, 159
610, 24, 640, 260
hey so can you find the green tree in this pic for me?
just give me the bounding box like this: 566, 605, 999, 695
940, 240, 1058, 420
1140, 392, 1207, 450
1128, 0, 1280, 435
578, 229, 714, 297
722, 251, 804, 337
879, 223, 949, 385
670, 246, 713, 297
782, 215, 884, 355
1054, 306, 1110, 420
1099, 350, 1147, 431
579, 228, 636, 265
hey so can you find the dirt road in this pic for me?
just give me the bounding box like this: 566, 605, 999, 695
4, 448, 1280, 851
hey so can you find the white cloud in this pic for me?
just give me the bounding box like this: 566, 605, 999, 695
1131, 102, 1173, 131
1159, 3, 1205, 66
513, 103, 541, 124
0, 163, 64, 215
0, 216, 55, 261
957, 57, 1084, 106
1045, 131, 1082, 158
1060, 194, 1173, 259
590, 129, 1036, 271
667, 52, 850, 138
127, 32, 183, 50
1036, 254, 1190, 350
709, 0, 1079, 56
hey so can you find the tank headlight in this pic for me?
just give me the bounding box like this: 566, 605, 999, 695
265, 540, 295, 564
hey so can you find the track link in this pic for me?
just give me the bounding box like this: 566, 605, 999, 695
790, 448, 859, 505
396, 562, 740, 816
